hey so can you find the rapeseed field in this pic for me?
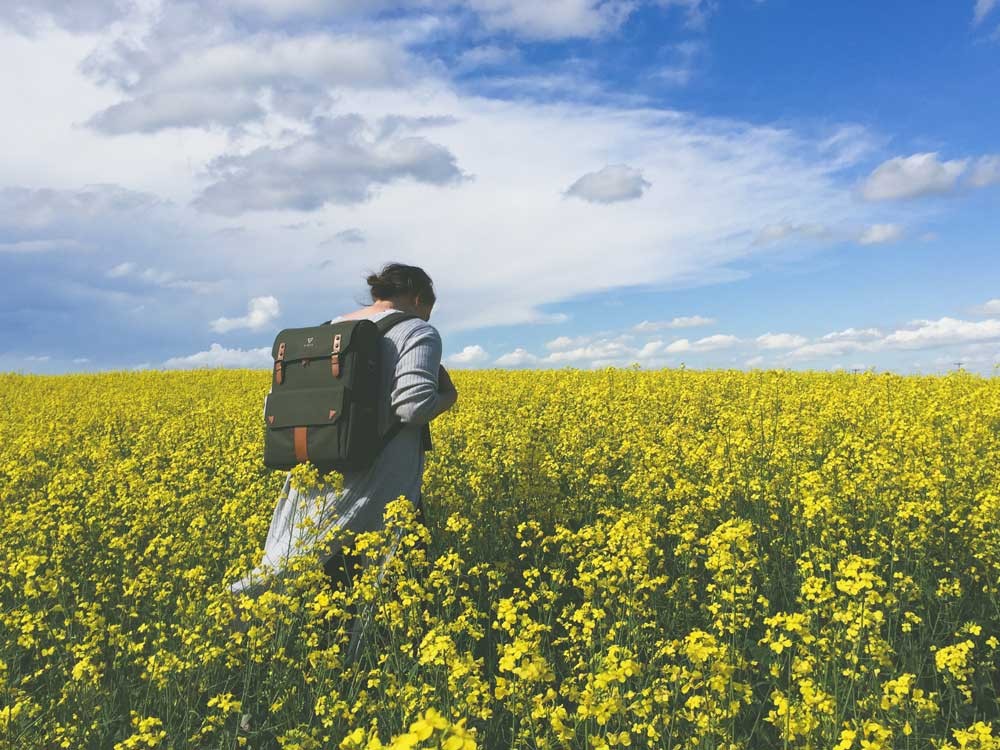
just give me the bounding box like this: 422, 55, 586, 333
1, 368, 999, 749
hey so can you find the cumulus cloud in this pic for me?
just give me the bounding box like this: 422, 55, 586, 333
755, 332, 808, 349
785, 317, 1000, 361
193, 115, 466, 214
86, 31, 414, 133
497, 332, 671, 368
980, 299, 1000, 316
633, 316, 714, 331
861, 153, 968, 201
546, 335, 591, 351
90, 91, 266, 135
162, 342, 272, 369
210, 295, 280, 333
495, 347, 541, 367
858, 223, 904, 245
665, 334, 739, 353
882, 317, 1000, 350
565, 164, 651, 204
445, 344, 490, 365
545, 337, 635, 363
968, 155, 1000, 188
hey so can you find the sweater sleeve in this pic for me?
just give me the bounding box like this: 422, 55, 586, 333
390, 324, 446, 426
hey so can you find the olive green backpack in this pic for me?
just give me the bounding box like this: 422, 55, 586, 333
263, 311, 430, 473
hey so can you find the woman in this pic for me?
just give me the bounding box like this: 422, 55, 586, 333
228, 262, 458, 634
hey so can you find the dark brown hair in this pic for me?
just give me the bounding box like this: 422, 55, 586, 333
366, 262, 436, 306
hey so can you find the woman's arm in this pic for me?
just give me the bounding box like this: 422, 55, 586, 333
390, 325, 454, 425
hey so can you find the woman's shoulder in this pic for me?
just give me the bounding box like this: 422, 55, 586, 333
390, 316, 440, 344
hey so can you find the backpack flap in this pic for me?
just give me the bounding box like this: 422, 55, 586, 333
271, 320, 374, 363
264, 386, 346, 428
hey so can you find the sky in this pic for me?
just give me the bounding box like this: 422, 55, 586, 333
1, 0, 998, 375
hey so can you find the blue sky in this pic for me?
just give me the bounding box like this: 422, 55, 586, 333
1, 0, 998, 374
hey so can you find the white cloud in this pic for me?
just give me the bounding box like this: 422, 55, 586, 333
467, 0, 637, 40
786, 339, 877, 360
565, 164, 651, 204
755, 332, 808, 349
545, 337, 634, 363
981, 299, 1000, 316
495, 347, 540, 367
752, 222, 828, 246
321, 228, 366, 245
162, 343, 272, 369
636, 339, 664, 358
72, 357, 90, 363
858, 223, 903, 245
0, 184, 163, 229
0, 238, 86, 252
666, 334, 739, 353
105, 261, 224, 294
882, 317, 1000, 350
445, 344, 490, 365
87, 32, 414, 133
0, 13, 888, 345
974, 0, 999, 24
745, 355, 765, 367
0, 0, 134, 34
546, 335, 589, 350
652, 40, 705, 86
194, 115, 466, 215
499, 333, 666, 368
861, 152, 968, 201
26, 354, 51, 361
633, 315, 714, 331
968, 155, 1000, 188
820, 327, 882, 342
456, 44, 520, 70
786, 317, 1000, 360
210, 295, 280, 333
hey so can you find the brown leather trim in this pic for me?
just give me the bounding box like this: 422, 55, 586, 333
275, 342, 285, 385
294, 426, 309, 462
331, 334, 342, 377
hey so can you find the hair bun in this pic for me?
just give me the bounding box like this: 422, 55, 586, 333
365, 262, 436, 305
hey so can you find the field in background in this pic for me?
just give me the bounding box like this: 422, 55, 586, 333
1, 368, 999, 749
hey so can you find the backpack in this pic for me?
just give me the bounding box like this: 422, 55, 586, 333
263, 311, 431, 474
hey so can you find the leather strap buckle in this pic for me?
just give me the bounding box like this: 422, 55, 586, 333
275, 342, 286, 384
331, 334, 342, 378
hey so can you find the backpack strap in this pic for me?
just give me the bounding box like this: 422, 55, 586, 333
369, 312, 434, 453
319, 311, 433, 452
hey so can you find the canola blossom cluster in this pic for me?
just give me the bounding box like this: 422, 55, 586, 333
1, 367, 999, 749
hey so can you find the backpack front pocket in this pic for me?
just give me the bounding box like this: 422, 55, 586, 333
263, 387, 348, 469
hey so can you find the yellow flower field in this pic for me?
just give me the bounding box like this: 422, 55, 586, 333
1, 367, 999, 749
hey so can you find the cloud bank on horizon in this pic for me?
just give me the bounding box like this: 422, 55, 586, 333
0, 0, 998, 375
